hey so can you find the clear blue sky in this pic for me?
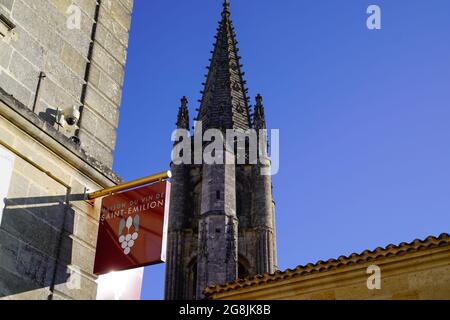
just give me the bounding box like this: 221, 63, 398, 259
113, 0, 450, 300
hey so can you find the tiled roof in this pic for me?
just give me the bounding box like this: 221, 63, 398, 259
204, 233, 450, 297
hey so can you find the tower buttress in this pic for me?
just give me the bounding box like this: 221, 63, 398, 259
196, 148, 238, 298
252, 94, 277, 274
165, 97, 191, 300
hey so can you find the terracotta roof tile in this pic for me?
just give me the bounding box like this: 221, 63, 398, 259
204, 233, 450, 297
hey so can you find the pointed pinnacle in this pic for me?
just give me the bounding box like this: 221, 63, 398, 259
181, 96, 188, 107
256, 94, 263, 106
222, 0, 230, 18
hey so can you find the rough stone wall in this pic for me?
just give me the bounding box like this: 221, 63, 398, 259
0, 0, 133, 300
0, 99, 108, 299
0, 0, 133, 167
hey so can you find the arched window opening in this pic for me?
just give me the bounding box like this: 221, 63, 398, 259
238, 261, 250, 279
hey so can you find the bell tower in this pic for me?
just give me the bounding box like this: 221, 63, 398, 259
165, 0, 277, 300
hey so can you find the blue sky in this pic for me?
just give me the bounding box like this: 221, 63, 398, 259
113, 0, 450, 300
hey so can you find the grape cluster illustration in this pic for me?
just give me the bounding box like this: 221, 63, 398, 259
118, 215, 140, 255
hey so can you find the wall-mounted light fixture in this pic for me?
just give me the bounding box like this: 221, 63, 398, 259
55, 105, 81, 129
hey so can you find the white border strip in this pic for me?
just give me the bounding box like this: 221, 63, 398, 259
160, 181, 171, 262
0, 146, 15, 225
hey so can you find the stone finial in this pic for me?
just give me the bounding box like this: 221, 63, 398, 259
181, 96, 188, 108
176, 96, 190, 129
222, 0, 230, 18
254, 94, 266, 129
256, 94, 263, 106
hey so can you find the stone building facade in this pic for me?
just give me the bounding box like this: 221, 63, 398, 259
0, 0, 133, 299
205, 233, 450, 300
165, 1, 277, 300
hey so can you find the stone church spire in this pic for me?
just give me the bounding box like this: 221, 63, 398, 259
196, 0, 251, 130
165, 1, 277, 300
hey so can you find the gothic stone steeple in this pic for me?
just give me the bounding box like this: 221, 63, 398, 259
165, 1, 277, 300
196, 0, 251, 130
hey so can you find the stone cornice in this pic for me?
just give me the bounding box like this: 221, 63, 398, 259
0, 87, 122, 187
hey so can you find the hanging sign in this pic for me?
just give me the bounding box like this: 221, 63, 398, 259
93, 181, 171, 275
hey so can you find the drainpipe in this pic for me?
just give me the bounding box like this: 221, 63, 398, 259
31, 71, 46, 113
73, 0, 102, 144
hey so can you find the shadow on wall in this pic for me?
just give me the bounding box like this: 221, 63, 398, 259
0, 194, 82, 299
38, 108, 57, 126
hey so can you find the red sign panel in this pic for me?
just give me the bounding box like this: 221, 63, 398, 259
93, 181, 171, 275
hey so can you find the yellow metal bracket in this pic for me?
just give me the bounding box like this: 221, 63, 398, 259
87, 170, 172, 201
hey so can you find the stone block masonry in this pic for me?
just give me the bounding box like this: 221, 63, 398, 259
0, 107, 106, 299
0, 0, 133, 168
0, 0, 133, 300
